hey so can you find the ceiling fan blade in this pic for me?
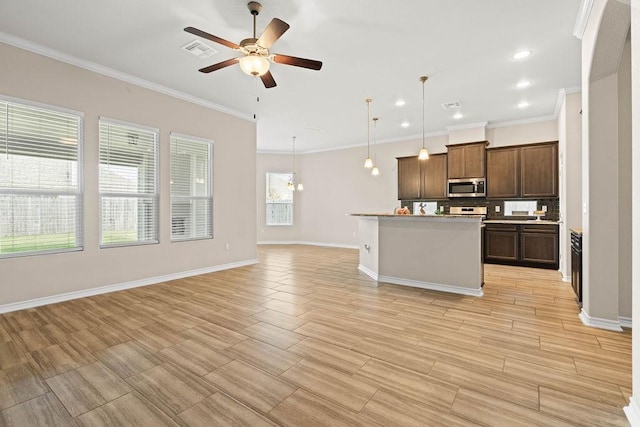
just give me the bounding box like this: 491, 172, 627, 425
272, 54, 323, 70
184, 27, 240, 50
260, 71, 277, 88
257, 18, 290, 49
199, 58, 239, 73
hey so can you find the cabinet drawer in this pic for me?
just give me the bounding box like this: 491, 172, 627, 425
484, 224, 518, 232
521, 224, 557, 233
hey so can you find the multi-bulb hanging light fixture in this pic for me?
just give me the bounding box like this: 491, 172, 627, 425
364, 98, 373, 169
287, 136, 303, 191
418, 76, 430, 160
371, 117, 380, 176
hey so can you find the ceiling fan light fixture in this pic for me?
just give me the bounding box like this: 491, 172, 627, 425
239, 54, 270, 76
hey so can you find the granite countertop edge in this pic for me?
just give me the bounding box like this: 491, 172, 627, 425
483, 219, 561, 225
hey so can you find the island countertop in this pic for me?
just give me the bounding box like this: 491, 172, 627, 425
352, 214, 483, 296
349, 213, 485, 219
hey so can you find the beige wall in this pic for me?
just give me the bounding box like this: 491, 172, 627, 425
618, 35, 632, 319
558, 91, 583, 280
0, 43, 257, 307
630, 0, 639, 413
257, 120, 558, 247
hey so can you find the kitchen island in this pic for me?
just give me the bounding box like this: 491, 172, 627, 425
351, 214, 484, 296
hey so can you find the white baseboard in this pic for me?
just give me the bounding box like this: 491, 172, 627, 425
562, 275, 571, 282
625, 397, 640, 426
258, 240, 358, 249
578, 308, 623, 332
619, 316, 633, 328
357, 264, 379, 281
378, 274, 483, 297
0, 259, 258, 315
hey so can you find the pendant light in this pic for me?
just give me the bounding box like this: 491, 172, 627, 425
364, 98, 373, 168
288, 136, 303, 191
371, 117, 380, 176
418, 76, 429, 160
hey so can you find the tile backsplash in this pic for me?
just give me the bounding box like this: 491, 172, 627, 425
401, 198, 560, 221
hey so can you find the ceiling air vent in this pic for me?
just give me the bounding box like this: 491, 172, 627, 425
441, 100, 463, 110
182, 40, 217, 59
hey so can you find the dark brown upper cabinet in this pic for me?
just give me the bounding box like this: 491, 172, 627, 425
446, 141, 488, 179
520, 142, 558, 198
486, 141, 558, 199
397, 153, 447, 200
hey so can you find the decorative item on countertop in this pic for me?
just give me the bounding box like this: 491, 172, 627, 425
434, 207, 444, 215
534, 210, 545, 221
419, 203, 426, 215
394, 207, 411, 215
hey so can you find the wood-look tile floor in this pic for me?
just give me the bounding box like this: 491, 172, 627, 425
0, 245, 632, 426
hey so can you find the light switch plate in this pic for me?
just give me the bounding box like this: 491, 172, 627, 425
495, 206, 500, 212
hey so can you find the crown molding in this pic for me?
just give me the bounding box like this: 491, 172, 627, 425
446, 121, 489, 132
554, 86, 583, 116
0, 32, 255, 122
486, 114, 557, 129
574, 0, 595, 39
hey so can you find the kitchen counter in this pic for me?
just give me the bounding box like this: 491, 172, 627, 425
351, 214, 483, 296
350, 213, 485, 219
483, 219, 560, 225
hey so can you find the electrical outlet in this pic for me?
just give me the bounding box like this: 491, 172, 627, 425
495, 205, 500, 212
225, 242, 230, 251
542, 205, 548, 212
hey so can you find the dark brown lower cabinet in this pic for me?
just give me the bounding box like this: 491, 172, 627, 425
484, 225, 519, 263
484, 223, 558, 270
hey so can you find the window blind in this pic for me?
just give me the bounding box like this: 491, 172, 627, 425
0, 98, 83, 258
99, 119, 158, 247
170, 134, 213, 241
266, 173, 293, 226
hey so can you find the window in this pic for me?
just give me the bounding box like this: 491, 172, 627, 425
0, 97, 83, 258
170, 133, 213, 241
99, 118, 158, 247
266, 173, 293, 225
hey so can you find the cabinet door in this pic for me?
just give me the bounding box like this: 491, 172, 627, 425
421, 153, 447, 199
487, 147, 519, 198
520, 143, 558, 197
464, 143, 486, 178
397, 156, 421, 200
484, 225, 519, 263
520, 231, 559, 267
446, 146, 466, 179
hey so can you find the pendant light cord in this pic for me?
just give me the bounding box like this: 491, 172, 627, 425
421, 77, 426, 150
366, 98, 371, 157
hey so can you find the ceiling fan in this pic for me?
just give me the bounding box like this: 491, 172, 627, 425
184, 1, 323, 89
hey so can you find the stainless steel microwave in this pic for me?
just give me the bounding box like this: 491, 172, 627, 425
448, 178, 486, 198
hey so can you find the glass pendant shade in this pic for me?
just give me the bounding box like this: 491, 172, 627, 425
418, 147, 429, 160
364, 157, 373, 168
297, 183, 304, 191
371, 166, 380, 176
239, 54, 270, 76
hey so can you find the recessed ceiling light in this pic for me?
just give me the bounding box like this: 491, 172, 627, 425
453, 112, 463, 119
516, 80, 531, 88
401, 121, 410, 128
395, 99, 406, 107
513, 50, 532, 60
517, 101, 530, 109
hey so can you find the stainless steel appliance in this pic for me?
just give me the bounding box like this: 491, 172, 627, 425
448, 178, 486, 198
449, 206, 487, 216
571, 230, 582, 307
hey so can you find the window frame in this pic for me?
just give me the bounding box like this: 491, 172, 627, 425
169, 132, 214, 242
265, 172, 294, 226
0, 95, 84, 259
98, 117, 159, 249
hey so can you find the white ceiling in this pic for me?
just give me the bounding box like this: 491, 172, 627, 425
0, 0, 582, 153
